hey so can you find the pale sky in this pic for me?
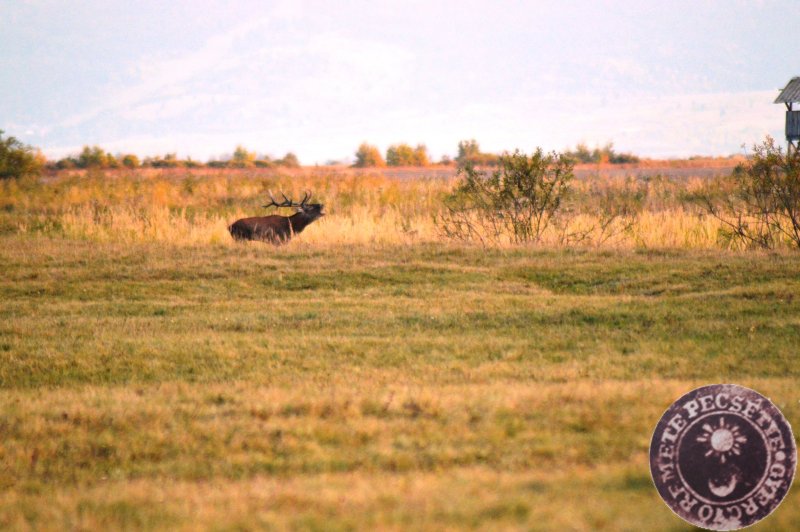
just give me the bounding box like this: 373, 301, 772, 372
1, 0, 798, 163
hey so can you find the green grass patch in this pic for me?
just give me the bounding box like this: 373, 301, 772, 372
1, 236, 799, 529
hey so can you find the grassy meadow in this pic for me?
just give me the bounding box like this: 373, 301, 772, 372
1, 167, 799, 530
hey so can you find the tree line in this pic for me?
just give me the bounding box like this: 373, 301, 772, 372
1, 128, 643, 180
51, 145, 300, 170
562, 142, 639, 164
353, 140, 496, 168
352, 139, 639, 167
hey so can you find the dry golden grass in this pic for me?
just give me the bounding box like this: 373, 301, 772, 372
35, 205, 728, 249
2, 167, 738, 249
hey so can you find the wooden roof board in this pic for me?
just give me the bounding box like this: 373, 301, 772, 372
775, 77, 800, 103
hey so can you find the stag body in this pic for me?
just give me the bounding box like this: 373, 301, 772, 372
229, 192, 324, 244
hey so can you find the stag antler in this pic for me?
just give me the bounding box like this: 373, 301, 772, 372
264, 190, 295, 209
263, 190, 313, 209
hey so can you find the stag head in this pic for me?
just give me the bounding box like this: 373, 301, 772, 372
264, 190, 324, 220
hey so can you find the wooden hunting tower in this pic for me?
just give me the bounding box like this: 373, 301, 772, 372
775, 76, 800, 154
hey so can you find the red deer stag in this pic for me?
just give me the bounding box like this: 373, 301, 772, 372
228, 191, 324, 244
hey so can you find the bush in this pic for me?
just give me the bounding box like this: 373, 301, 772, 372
354, 143, 385, 167
697, 137, 800, 249
437, 148, 574, 245
0, 130, 45, 179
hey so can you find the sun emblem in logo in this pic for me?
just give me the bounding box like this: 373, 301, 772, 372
696, 417, 747, 464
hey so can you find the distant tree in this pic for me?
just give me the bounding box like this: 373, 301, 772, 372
439, 155, 453, 166
457, 139, 481, 162
354, 143, 385, 167
184, 157, 203, 168
413, 144, 430, 166
0, 130, 45, 179
277, 152, 300, 168
106, 152, 120, 169
386, 143, 417, 166
455, 139, 499, 167
571, 143, 594, 163
121, 154, 140, 168
230, 145, 256, 168
164, 153, 183, 168
77, 146, 109, 168
607, 145, 640, 164
254, 158, 274, 168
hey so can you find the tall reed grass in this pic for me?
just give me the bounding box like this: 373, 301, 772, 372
0, 167, 738, 249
